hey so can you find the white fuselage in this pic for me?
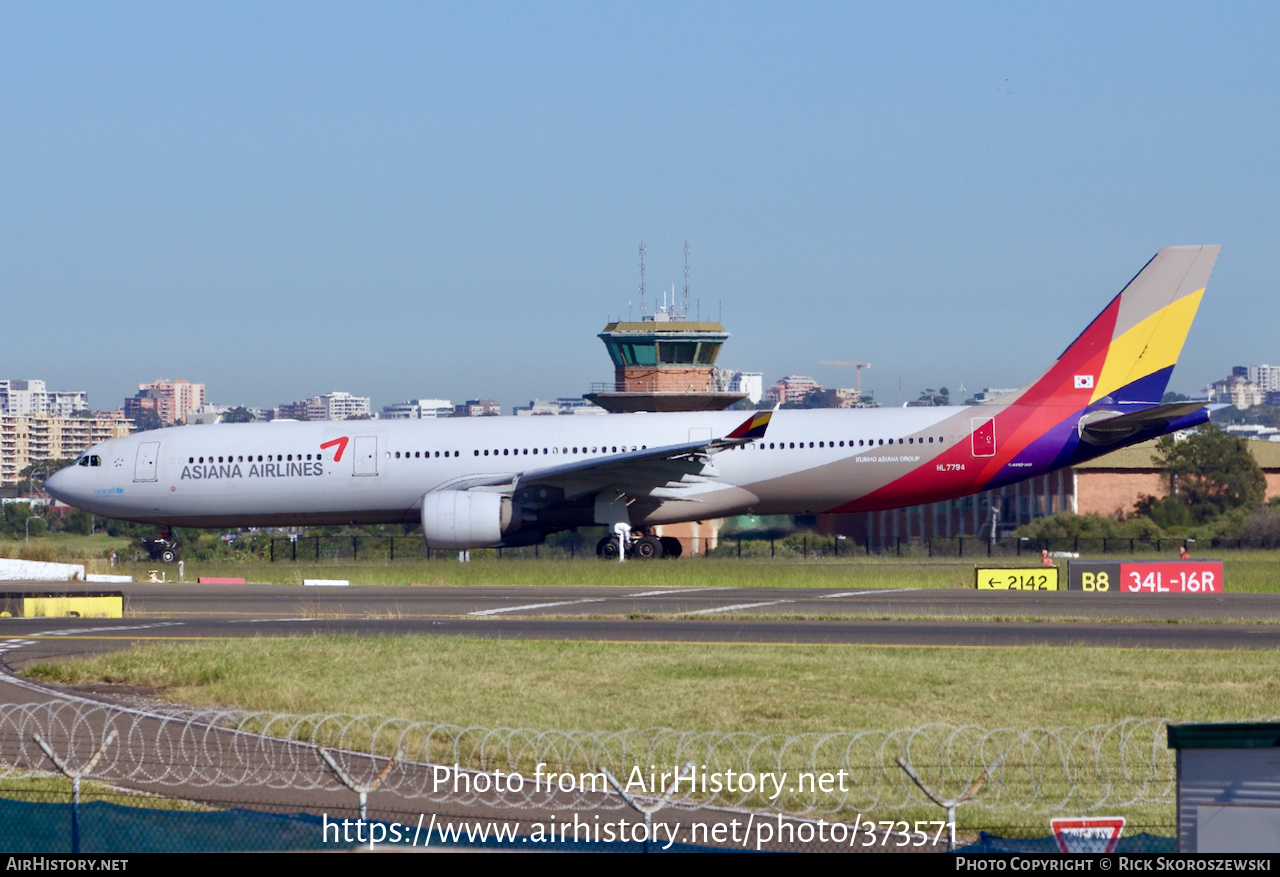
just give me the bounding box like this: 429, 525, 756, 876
47, 406, 976, 530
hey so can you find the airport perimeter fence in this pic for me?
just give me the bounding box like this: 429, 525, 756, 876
0, 701, 1183, 852
203, 532, 1280, 563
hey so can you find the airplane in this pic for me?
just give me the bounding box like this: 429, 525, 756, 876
47, 245, 1220, 561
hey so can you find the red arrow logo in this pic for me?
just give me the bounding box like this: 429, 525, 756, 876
320, 436, 350, 462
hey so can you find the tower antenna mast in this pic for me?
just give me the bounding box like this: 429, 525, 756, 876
683, 241, 690, 321
638, 241, 646, 319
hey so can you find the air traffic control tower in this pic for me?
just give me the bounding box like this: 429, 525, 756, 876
584, 245, 747, 413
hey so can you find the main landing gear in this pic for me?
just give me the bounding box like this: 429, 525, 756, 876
595, 529, 683, 560
142, 526, 181, 563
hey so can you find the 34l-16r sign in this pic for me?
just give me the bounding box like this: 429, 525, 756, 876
1067, 560, 1223, 594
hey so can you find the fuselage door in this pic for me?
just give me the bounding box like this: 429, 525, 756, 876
134, 442, 160, 482
970, 418, 996, 458
353, 436, 379, 476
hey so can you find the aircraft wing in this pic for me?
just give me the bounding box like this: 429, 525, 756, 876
1077, 402, 1209, 446
450, 410, 772, 500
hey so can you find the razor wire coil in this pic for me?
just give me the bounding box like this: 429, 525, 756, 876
0, 702, 1180, 816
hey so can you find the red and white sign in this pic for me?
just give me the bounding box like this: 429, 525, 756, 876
1050, 817, 1125, 853
1121, 562, 1221, 593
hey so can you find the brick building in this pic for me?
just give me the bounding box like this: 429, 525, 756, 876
125, 379, 206, 426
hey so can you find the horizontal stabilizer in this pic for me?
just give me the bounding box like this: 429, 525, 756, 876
1077, 403, 1209, 446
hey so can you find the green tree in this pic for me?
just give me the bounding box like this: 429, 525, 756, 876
63, 508, 95, 535
222, 406, 255, 423
1135, 425, 1266, 525
784, 389, 838, 409
132, 409, 164, 431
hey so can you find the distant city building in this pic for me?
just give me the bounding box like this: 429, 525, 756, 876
0, 380, 89, 418
125, 379, 206, 426
712, 369, 763, 406
765, 375, 823, 407
455, 399, 501, 417
1247, 364, 1280, 394
186, 405, 230, 425
187, 405, 275, 424
382, 398, 454, 419
276, 401, 310, 421
318, 391, 370, 420
833, 388, 877, 408
1225, 424, 1280, 442
277, 391, 372, 421
1205, 369, 1264, 410
0, 413, 133, 486
513, 398, 606, 416
964, 387, 1019, 405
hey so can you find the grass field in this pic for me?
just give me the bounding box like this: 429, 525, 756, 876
26, 635, 1278, 733
82, 552, 1280, 593
30, 636, 1274, 835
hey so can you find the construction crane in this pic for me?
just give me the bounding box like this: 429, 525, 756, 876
820, 361, 872, 401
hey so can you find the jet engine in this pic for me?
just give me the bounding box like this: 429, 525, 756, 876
421, 489, 515, 550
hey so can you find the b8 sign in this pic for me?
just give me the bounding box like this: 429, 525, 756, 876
1067, 561, 1223, 594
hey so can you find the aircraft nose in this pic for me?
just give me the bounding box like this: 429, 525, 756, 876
44, 466, 73, 502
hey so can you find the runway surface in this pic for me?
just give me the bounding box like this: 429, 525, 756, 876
3, 581, 1280, 669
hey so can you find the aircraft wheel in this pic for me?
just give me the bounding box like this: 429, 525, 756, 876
659, 537, 683, 559
633, 536, 663, 559
597, 537, 620, 560
160, 548, 179, 564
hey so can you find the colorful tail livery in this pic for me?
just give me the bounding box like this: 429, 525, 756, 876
837, 245, 1219, 512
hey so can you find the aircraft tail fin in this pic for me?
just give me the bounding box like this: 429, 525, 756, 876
1015, 245, 1220, 407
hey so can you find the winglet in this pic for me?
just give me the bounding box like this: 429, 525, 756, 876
724, 410, 772, 441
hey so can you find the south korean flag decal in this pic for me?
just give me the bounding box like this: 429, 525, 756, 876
1073, 374, 1094, 390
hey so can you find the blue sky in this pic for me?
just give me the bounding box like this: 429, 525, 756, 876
2, 3, 1277, 411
